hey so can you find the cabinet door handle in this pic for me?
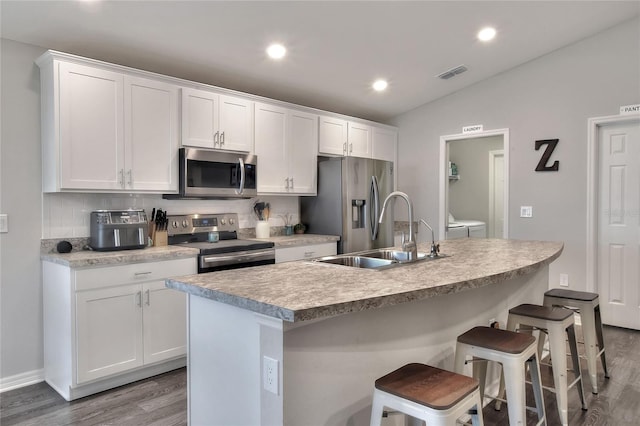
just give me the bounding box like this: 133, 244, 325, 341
304, 251, 315, 258
349, 143, 353, 154
119, 169, 125, 188
285, 177, 290, 189
134, 271, 152, 278
145, 289, 150, 306
343, 142, 347, 155
290, 177, 294, 189
136, 291, 142, 307
220, 131, 225, 146
127, 169, 133, 187
214, 131, 219, 145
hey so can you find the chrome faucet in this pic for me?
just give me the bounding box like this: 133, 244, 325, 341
419, 219, 440, 258
379, 191, 417, 261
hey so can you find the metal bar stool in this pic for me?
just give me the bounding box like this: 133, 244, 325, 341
544, 288, 609, 394
370, 363, 484, 426
501, 304, 587, 426
454, 326, 546, 426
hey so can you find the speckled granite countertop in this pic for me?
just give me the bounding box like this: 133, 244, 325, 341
167, 238, 563, 322
41, 245, 199, 268
40, 234, 338, 268
254, 234, 340, 247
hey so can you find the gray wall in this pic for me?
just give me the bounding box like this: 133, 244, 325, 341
1, 39, 46, 381
448, 135, 503, 228
391, 18, 639, 292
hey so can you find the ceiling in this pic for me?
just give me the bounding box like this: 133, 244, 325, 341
1, 1, 638, 122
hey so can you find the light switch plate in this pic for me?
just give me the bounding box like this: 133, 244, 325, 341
0, 214, 7, 233
520, 206, 533, 218
559, 273, 569, 287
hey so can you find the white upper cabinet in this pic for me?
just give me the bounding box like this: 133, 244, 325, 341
318, 115, 375, 159
318, 116, 348, 156
181, 88, 254, 153
124, 75, 179, 191
371, 126, 398, 162
347, 121, 372, 158
255, 103, 318, 195
38, 54, 179, 193
58, 62, 125, 191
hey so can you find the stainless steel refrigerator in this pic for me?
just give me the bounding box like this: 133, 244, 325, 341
301, 156, 394, 254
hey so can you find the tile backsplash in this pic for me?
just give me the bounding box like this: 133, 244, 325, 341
42, 193, 300, 239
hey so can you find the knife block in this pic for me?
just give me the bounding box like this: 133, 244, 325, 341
153, 229, 168, 247
149, 223, 169, 247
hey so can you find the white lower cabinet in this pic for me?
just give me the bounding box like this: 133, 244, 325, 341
43, 257, 195, 400
275, 242, 337, 263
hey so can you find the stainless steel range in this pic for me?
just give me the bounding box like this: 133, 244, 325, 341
166, 213, 275, 273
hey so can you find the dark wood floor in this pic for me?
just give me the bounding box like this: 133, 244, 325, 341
1, 325, 638, 425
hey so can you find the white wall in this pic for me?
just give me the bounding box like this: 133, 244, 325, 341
391, 18, 640, 291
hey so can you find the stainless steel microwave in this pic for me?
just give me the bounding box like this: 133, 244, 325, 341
168, 148, 257, 199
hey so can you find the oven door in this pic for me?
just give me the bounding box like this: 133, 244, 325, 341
179, 148, 257, 199
198, 248, 275, 273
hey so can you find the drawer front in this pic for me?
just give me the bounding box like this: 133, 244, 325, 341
75, 258, 196, 291
275, 242, 337, 263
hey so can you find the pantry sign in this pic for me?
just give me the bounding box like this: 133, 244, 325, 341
620, 104, 639, 115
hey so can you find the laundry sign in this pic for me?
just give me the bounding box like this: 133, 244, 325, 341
620, 104, 640, 115
462, 124, 483, 134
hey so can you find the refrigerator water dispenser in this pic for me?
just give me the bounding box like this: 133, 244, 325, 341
352, 199, 365, 229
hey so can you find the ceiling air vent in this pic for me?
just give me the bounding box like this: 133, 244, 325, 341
437, 65, 468, 80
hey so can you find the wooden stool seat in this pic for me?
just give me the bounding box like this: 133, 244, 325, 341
370, 363, 484, 425
458, 326, 536, 354
544, 289, 609, 394
375, 363, 479, 410
509, 303, 574, 322
545, 288, 598, 302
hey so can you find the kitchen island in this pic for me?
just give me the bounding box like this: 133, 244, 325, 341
167, 238, 563, 425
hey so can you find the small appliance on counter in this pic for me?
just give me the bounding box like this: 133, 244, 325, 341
89, 209, 148, 251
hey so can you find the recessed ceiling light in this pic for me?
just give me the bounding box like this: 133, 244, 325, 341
266, 43, 286, 60
477, 27, 497, 42
372, 79, 388, 92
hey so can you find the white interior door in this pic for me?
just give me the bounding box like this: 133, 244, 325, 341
597, 120, 640, 329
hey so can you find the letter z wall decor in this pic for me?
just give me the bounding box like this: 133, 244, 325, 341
535, 139, 559, 171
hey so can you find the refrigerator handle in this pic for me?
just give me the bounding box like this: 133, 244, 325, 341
370, 175, 380, 240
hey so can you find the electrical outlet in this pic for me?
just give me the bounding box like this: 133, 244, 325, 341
559, 273, 569, 287
520, 206, 533, 218
263, 356, 279, 395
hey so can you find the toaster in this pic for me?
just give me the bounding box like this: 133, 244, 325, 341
89, 209, 148, 251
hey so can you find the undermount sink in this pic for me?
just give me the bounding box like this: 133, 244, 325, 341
356, 249, 430, 263
313, 250, 444, 270
313, 255, 396, 269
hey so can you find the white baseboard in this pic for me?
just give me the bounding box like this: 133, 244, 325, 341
0, 369, 45, 393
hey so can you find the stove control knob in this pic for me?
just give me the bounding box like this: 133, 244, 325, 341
229, 218, 235, 225
172, 221, 178, 228
220, 218, 226, 225
182, 220, 189, 228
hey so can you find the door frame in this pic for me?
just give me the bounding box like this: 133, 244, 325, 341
585, 113, 640, 292
438, 128, 510, 239
489, 149, 505, 238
